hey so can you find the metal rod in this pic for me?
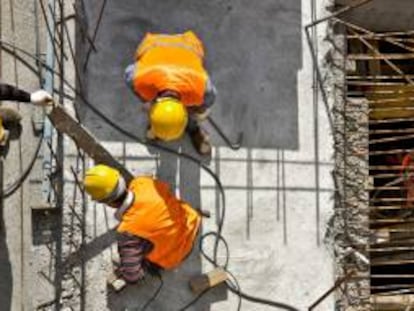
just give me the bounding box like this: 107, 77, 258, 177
308, 271, 355, 310
83, 0, 107, 71
72, 3, 97, 52
207, 116, 243, 150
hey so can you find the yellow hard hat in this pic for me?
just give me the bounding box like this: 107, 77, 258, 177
149, 97, 188, 141
83, 165, 123, 202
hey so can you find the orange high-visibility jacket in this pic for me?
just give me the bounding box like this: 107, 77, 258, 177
117, 176, 201, 269
132, 31, 208, 106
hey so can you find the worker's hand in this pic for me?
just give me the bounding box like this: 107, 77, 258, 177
30, 90, 53, 106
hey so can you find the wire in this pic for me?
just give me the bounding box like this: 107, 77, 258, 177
0, 41, 300, 311
1, 131, 44, 198
140, 271, 164, 311
76, 89, 300, 311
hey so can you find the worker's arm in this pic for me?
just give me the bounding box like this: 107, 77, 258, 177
0, 83, 52, 106
0, 83, 31, 102
124, 64, 147, 105
202, 77, 217, 109
116, 233, 153, 283
187, 77, 216, 121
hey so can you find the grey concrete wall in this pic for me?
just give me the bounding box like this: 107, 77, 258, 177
0, 0, 47, 310
80, 0, 302, 150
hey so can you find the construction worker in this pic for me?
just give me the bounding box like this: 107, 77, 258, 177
83, 164, 201, 283
124, 30, 217, 156
0, 83, 53, 145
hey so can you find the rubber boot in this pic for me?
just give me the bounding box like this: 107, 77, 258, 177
189, 126, 212, 156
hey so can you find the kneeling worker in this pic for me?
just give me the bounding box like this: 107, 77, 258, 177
125, 30, 217, 156
83, 164, 201, 283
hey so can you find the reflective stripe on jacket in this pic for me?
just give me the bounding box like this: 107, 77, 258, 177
132, 31, 208, 106
117, 176, 201, 269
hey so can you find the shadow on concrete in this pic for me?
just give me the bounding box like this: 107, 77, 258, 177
0, 158, 13, 311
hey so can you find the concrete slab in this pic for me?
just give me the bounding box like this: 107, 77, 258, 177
80, 0, 302, 150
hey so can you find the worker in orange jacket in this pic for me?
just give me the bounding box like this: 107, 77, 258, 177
125, 31, 216, 156
0, 83, 52, 146
83, 164, 201, 283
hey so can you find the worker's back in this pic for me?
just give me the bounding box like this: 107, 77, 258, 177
117, 176, 201, 269
132, 31, 208, 106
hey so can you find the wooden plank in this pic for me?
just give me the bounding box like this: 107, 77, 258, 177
370, 206, 414, 211
348, 53, 414, 60
370, 128, 414, 134
189, 268, 229, 294
371, 294, 414, 311
368, 117, 414, 124
370, 165, 407, 170
347, 30, 414, 38
347, 81, 404, 86
47, 105, 133, 183
347, 75, 414, 80
369, 149, 414, 156
369, 133, 414, 144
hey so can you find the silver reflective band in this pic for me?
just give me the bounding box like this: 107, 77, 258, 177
114, 191, 135, 221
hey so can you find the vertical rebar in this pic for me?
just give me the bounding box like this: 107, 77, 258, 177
42, 0, 56, 203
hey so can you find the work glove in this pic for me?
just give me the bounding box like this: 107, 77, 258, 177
30, 90, 53, 106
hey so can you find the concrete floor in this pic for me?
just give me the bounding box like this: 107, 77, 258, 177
75, 0, 335, 310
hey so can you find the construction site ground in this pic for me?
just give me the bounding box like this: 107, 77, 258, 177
0, 0, 337, 310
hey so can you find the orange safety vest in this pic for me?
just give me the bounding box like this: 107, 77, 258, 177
117, 177, 201, 269
132, 31, 208, 106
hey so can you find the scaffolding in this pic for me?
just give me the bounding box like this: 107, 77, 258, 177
307, 0, 414, 309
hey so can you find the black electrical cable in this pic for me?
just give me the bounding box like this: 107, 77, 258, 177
0, 41, 300, 311
0, 131, 44, 199
141, 270, 164, 311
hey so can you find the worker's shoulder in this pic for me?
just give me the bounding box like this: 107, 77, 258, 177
129, 176, 169, 191
131, 175, 154, 184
